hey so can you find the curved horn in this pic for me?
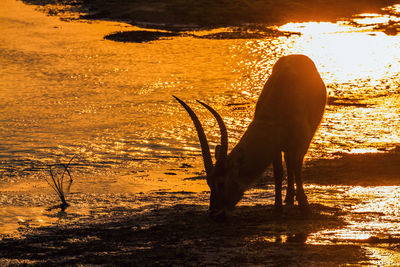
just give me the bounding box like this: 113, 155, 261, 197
173, 96, 214, 184
196, 100, 228, 163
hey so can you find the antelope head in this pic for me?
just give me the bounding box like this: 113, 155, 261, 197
173, 96, 244, 220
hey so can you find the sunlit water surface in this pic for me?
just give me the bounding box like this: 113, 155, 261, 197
1, 0, 400, 263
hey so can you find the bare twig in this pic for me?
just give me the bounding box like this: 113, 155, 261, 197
43, 155, 75, 211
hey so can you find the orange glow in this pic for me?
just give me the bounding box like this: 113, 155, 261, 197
384, 4, 400, 14
1, 3, 400, 265
278, 21, 400, 83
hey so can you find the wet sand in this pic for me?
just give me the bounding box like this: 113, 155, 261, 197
1, 148, 400, 265
0, 202, 365, 266
304, 146, 400, 186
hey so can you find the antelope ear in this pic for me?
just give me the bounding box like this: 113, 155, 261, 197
215, 145, 222, 161
231, 148, 245, 168
213, 144, 226, 177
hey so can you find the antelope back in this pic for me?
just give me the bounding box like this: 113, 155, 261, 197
255, 55, 326, 134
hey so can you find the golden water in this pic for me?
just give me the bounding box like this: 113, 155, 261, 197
1, 0, 400, 263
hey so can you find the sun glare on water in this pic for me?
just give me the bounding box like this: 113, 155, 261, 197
278, 21, 400, 84
348, 148, 380, 154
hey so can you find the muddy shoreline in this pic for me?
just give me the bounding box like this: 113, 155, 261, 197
1, 148, 400, 265
22, 0, 399, 28
0, 203, 368, 266
20, 0, 400, 42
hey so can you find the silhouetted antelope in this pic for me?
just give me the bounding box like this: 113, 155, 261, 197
174, 54, 326, 220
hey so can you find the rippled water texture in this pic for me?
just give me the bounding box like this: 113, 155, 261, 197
1, 1, 399, 178
1, 0, 400, 263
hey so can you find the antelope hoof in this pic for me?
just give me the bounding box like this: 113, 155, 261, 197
296, 192, 308, 206
297, 198, 311, 216
273, 204, 283, 216
299, 205, 311, 218
209, 209, 231, 222
284, 191, 295, 206
284, 197, 295, 206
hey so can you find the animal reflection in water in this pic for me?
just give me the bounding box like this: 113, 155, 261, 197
174, 54, 327, 221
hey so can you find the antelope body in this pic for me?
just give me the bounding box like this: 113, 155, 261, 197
174, 54, 326, 220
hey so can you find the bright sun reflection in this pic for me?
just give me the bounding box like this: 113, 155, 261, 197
349, 148, 380, 154
278, 21, 400, 83
352, 14, 399, 25
279, 21, 354, 34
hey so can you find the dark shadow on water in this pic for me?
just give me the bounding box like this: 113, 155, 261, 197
327, 97, 371, 107
103, 27, 297, 43
304, 146, 400, 186
104, 31, 180, 43
0, 203, 367, 265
